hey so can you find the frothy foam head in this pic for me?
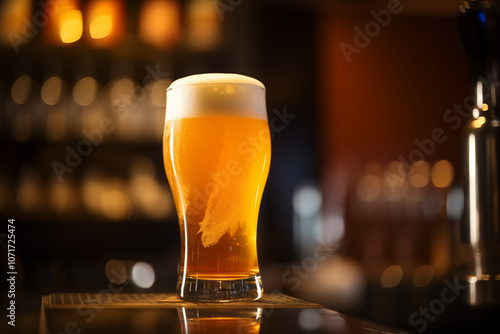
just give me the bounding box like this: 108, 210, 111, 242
165, 73, 267, 121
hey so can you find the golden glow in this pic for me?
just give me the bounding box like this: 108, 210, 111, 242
105, 260, 127, 284
472, 116, 486, 128
90, 14, 112, 39
0, 0, 32, 47
431, 160, 454, 188
380, 265, 403, 288
186, 0, 221, 51
139, 0, 180, 49
60, 10, 83, 43
73, 77, 98, 106
100, 179, 132, 221
43, 0, 80, 45
87, 0, 124, 45
481, 103, 489, 111
81, 171, 133, 220
11, 75, 31, 104
41, 76, 63, 105
129, 156, 173, 221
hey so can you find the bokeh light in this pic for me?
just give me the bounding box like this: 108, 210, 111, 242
131, 262, 155, 288
41, 76, 63, 105
380, 265, 403, 288
11, 75, 32, 104
73, 76, 98, 106
60, 10, 83, 44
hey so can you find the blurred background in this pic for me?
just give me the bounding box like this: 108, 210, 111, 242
0, 0, 498, 333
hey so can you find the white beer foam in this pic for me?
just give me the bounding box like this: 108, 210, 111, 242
165, 73, 267, 121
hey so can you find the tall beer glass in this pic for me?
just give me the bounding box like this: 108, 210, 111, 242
163, 74, 271, 302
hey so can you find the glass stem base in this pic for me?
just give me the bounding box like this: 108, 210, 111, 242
177, 275, 263, 302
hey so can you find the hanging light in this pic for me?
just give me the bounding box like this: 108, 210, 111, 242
43, 0, 81, 45
0, 0, 32, 49
138, 0, 181, 50
59, 9, 83, 43
87, 0, 124, 47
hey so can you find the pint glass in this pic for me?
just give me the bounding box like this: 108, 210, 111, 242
163, 74, 271, 302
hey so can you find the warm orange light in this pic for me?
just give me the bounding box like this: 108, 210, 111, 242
186, 0, 221, 51
90, 14, 112, 39
43, 0, 80, 45
87, 0, 124, 46
139, 0, 180, 49
0, 0, 32, 48
431, 160, 454, 188
60, 10, 83, 43
472, 116, 486, 128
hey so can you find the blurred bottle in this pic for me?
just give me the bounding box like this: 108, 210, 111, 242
457, 0, 500, 306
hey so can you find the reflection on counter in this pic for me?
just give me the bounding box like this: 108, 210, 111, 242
39, 293, 403, 334
179, 307, 262, 334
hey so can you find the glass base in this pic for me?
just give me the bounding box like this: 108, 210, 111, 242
177, 275, 263, 302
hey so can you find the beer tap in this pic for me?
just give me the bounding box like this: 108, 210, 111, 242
457, 0, 500, 306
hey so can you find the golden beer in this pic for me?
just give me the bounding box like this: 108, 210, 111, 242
163, 74, 270, 301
